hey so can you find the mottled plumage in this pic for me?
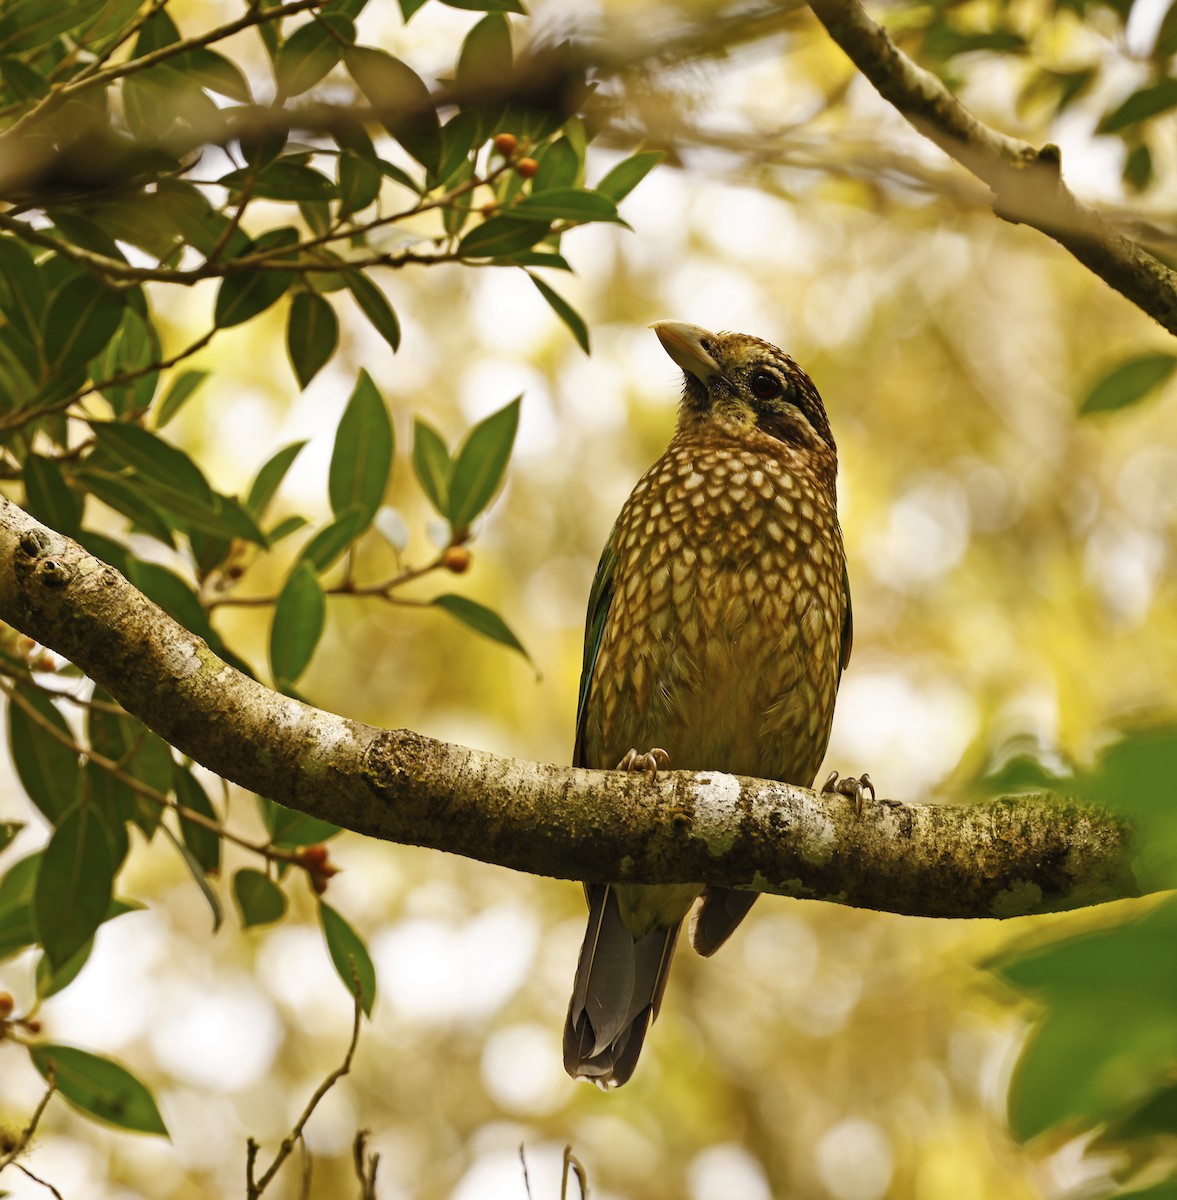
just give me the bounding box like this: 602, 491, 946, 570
564, 321, 853, 1088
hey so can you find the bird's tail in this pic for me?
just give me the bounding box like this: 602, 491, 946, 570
563, 884, 680, 1088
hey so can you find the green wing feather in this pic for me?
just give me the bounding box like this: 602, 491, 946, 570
839, 558, 853, 675
573, 530, 618, 768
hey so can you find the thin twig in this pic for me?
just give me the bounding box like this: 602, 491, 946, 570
247, 980, 365, 1199
0, 1082, 57, 1173
11, 1162, 65, 1200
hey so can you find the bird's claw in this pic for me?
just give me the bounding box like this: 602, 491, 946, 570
822, 770, 875, 816
617, 747, 670, 781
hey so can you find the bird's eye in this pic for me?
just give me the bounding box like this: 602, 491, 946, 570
750, 369, 782, 400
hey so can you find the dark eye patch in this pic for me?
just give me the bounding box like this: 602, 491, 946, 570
750, 369, 782, 400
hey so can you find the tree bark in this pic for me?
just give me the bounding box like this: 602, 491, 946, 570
0, 497, 1140, 918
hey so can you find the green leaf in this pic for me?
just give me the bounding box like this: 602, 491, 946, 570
432, 593, 529, 660
532, 138, 580, 192
233, 869, 287, 928
153, 370, 208, 429
528, 273, 589, 353
319, 900, 376, 1015
412, 418, 451, 516
511, 187, 620, 224
214, 230, 298, 327
443, 0, 525, 10
42, 274, 126, 366
9, 683, 79, 824
24, 453, 83, 536
298, 507, 367, 573
175, 764, 220, 876
275, 14, 354, 98
36, 898, 139, 1000
457, 12, 512, 93
1080, 353, 1177, 414
184, 46, 251, 101
33, 803, 116, 968
338, 151, 382, 215
458, 216, 550, 258
259, 797, 341, 847
220, 162, 337, 203
77, 470, 175, 547
0, 820, 22, 853
329, 370, 393, 525
270, 562, 325, 685
447, 395, 520, 531
31, 1043, 168, 1135
344, 272, 400, 351
287, 291, 339, 389
92, 422, 212, 502
161, 822, 222, 930
595, 150, 663, 202
246, 440, 306, 517
1099, 79, 1177, 134
344, 45, 440, 172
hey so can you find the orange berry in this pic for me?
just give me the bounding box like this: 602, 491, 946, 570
443, 546, 472, 574
0, 992, 13, 1017
299, 844, 328, 868
515, 157, 538, 179
493, 133, 517, 157
479, 202, 498, 219
25, 1019, 41, 1033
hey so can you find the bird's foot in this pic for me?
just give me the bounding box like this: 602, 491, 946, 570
616, 747, 670, 781
822, 770, 876, 817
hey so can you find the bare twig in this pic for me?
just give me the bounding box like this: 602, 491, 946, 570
11, 1162, 65, 1200
0, 1082, 57, 1174
352, 1132, 379, 1200
805, 0, 1177, 336
562, 1146, 589, 1200
247, 981, 365, 1199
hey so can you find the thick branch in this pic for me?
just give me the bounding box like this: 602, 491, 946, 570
807, 0, 1177, 338
0, 498, 1140, 918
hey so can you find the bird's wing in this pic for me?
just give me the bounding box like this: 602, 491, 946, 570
572, 528, 618, 769
839, 557, 853, 675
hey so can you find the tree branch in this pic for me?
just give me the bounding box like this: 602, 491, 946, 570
0, 498, 1140, 919
806, 0, 1177, 338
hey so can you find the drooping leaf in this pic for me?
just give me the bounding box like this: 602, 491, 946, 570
160, 821, 222, 930
270, 562, 325, 685
447, 395, 520, 531
458, 215, 551, 258
287, 291, 339, 388
92, 422, 212, 503
344, 46, 440, 172
214, 230, 298, 327
174, 764, 221, 876
33, 803, 116, 968
532, 138, 580, 192
528, 273, 589, 352
344, 272, 401, 351
31, 1043, 168, 1135
36, 898, 139, 999
511, 187, 620, 224
24, 453, 83, 536
1099, 79, 1177, 133
42, 274, 126, 366
220, 162, 338, 203
319, 900, 376, 1015
432, 593, 530, 661
9, 682, 79, 824
259, 797, 341, 848
153, 370, 209, 429
328, 370, 393, 525
338, 151, 382, 215
1080, 353, 1177, 414
456, 12, 512, 94
233, 868, 287, 928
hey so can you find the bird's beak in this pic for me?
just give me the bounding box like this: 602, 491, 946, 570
650, 321, 723, 386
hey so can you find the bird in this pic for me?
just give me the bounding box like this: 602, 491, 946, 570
563, 320, 864, 1088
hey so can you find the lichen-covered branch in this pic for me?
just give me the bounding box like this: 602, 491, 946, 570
806, 0, 1177, 338
0, 498, 1140, 919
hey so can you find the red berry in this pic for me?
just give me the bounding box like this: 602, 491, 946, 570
515, 157, 538, 179
493, 133, 517, 157
443, 546, 472, 574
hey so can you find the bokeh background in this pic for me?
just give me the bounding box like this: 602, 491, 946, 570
3, 0, 1177, 1196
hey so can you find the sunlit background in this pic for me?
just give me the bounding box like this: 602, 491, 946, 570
3, 0, 1177, 1196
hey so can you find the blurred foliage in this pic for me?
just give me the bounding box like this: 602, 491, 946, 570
0, 0, 1174, 1196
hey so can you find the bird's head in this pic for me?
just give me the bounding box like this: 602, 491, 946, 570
651, 320, 835, 457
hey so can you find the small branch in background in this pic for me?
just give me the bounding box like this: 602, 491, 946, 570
246, 980, 365, 1200
352, 1132, 380, 1200
0, 1081, 57, 1175
10, 1163, 64, 1200
562, 1146, 589, 1200
805, 0, 1177, 337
